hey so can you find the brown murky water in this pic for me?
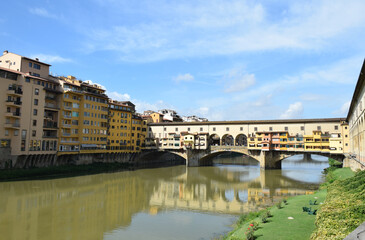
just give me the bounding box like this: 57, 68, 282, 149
0, 155, 329, 240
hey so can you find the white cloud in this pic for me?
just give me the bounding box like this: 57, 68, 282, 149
280, 102, 303, 119
30, 54, 72, 64
81, 0, 365, 62
107, 91, 131, 101
224, 72, 255, 93
29, 8, 58, 19
173, 73, 194, 83
333, 101, 351, 116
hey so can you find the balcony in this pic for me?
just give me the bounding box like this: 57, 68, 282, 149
60, 140, 80, 143
6, 100, 22, 107
5, 123, 20, 129
64, 106, 72, 110
63, 115, 72, 119
62, 132, 71, 136
5, 112, 21, 118
43, 134, 58, 139
7, 88, 23, 96
62, 123, 71, 128
43, 121, 58, 129
45, 103, 60, 110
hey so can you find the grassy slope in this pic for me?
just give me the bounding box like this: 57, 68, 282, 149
224, 167, 358, 240
227, 190, 326, 240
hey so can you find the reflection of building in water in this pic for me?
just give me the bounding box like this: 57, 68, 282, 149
0, 172, 152, 240
0, 166, 320, 239
149, 179, 315, 215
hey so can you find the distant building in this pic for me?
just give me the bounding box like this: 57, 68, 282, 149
182, 115, 208, 122
158, 109, 183, 122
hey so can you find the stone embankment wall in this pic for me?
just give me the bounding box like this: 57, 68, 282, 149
0, 151, 186, 169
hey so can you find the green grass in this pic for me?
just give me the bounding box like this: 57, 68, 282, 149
222, 167, 361, 240
225, 190, 327, 240
0, 162, 131, 181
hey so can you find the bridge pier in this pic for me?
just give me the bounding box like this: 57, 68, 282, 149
303, 153, 312, 162
258, 151, 282, 169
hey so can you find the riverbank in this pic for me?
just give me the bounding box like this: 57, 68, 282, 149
0, 162, 132, 181
222, 165, 363, 240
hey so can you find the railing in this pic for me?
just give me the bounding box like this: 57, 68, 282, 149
63, 115, 72, 118
5, 123, 20, 128
60, 140, 79, 143
62, 124, 71, 128
62, 133, 71, 136
64, 106, 72, 110
43, 121, 58, 128
45, 103, 59, 109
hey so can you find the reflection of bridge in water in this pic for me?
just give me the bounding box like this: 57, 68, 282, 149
149, 167, 318, 215
0, 165, 321, 239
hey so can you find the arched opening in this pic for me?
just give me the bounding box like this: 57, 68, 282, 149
235, 134, 247, 146
222, 134, 234, 146
209, 134, 221, 146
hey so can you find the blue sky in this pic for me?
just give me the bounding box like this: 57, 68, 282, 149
1, 0, 365, 120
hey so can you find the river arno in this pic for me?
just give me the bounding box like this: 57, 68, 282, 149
0, 155, 329, 240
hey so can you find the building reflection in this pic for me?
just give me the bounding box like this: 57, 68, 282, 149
0, 165, 319, 240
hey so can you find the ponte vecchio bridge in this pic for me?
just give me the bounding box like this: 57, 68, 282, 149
146, 118, 349, 169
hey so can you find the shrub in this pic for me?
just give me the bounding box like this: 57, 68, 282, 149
249, 221, 259, 230
245, 227, 255, 240
276, 201, 282, 209
260, 214, 268, 223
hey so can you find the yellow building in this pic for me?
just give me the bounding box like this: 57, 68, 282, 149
304, 130, 330, 153
58, 76, 108, 154
107, 100, 133, 152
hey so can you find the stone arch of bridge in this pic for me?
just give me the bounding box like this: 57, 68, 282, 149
135, 150, 187, 166
198, 150, 260, 166
222, 134, 234, 146
235, 134, 248, 146
209, 134, 221, 146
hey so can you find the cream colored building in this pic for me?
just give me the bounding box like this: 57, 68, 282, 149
347, 59, 365, 170
0, 51, 62, 167
149, 118, 347, 154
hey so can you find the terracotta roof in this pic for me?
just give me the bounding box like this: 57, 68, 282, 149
0, 66, 22, 75
149, 118, 345, 126
22, 56, 51, 66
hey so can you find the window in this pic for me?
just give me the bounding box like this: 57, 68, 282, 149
33, 120, 37, 126
335, 125, 338, 130
32, 130, 36, 137
240, 127, 243, 131
301, 126, 304, 131
164, 127, 166, 131
33, 109, 38, 116
35, 88, 39, 95
254, 127, 258, 131
226, 127, 229, 131
200, 127, 203, 131
29, 62, 32, 68
175, 127, 178, 131
317, 126, 321, 131
34, 99, 38, 105
21, 130, 27, 139
213, 127, 216, 131
188, 127, 190, 131
285, 127, 288, 131
33, 63, 41, 70
14, 130, 19, 136
25, 77, 30, 83
5, 130, 9, 136
269, 127, 273, 131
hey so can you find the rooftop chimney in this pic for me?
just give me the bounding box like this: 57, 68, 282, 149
35, 58, 39, 61
3, 50, 8, 55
